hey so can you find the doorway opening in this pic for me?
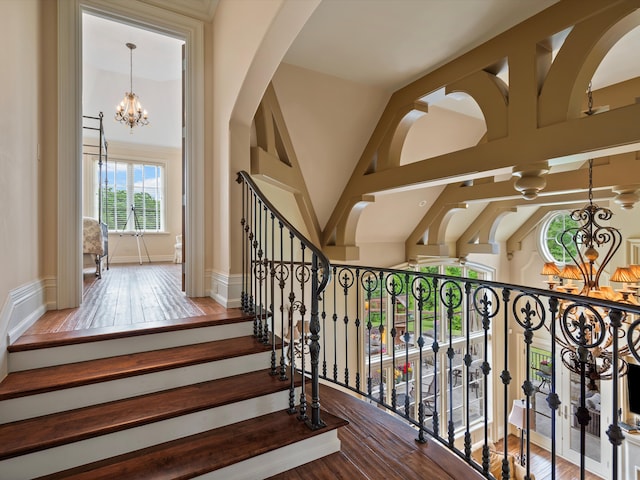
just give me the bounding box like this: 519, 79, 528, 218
58, 0, 205, 311
78, 12, 187, 328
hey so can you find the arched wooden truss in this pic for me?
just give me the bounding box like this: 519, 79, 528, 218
251, 0, 640, 261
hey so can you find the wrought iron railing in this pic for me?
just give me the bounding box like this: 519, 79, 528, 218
237, 171, 640, 480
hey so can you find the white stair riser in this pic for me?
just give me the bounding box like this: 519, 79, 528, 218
0, 351, 273, 423
0, 389, 299, 480
196, 430, 341, 480
9, 321, 254, 371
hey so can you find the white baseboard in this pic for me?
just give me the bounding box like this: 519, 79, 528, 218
210, 271, 242, 308
107, 255, 175, 264
4, 280, 47, 345
42, 275, 57, 310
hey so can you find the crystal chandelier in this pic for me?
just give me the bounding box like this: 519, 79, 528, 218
115, 43, 149, 132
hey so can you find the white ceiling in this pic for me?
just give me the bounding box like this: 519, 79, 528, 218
284, 0, 560, 92
284, 0, 640, 116
83, 13, 183, 82
82, 13, 183, 147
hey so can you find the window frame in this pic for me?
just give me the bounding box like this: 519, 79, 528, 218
538, 210, 581, 265
95, 157, 167, 233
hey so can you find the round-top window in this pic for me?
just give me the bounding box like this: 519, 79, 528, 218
540, 212, 581, 264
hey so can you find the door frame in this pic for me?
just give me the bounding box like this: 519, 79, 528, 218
519, 334, 610, 477
558, 361, 610, 477
57, 0, 205, 307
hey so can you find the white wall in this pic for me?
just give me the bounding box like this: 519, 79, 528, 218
0, 0, 42, 376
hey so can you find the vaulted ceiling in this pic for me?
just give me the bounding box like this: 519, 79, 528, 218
251, 0, 640, 262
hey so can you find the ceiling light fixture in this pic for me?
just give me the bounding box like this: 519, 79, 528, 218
542, 157, 639, 379
115, 43, 149, 132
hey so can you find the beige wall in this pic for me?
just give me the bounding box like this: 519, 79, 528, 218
272, 63, 390, 229
212, 0, 320, 291
400, 105, 486, 166
0, 0, 44, 375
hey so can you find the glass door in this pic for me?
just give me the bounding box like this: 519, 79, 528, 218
527, 341, 609, 477
559, 368, 608, 477
528, 345, 554, 449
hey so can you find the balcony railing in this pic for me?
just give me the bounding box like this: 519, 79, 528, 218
237, 171, 640, 480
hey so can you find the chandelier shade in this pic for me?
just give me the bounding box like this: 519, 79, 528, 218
611, 267, 638, 284
541, 262, 561, 289
541, 262, 561, 277
115, 43, 149, 131
559, 264, 582, 281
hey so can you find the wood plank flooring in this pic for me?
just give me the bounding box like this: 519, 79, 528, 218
18, 263, 600, 480
270, 384, 483, 480
25, 263, 224, 335
270, 386, 602, 480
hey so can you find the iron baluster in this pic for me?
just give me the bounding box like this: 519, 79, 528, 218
547, 297, 560, 480
378, 270, 385, 405
432, 277, 440, 437
321, 289, 327, 379
463, 281, 472, 460
355, 268, 361, 391
332, 266, 338, 382
297, 244, 308, 422
287, 232, 296, 414
268, 212, 276, 375
607, 309, 624, 480
278, 222, 287, 381
387, 273, 404, 411
339, 268, 355, 387
500, 288, 511, 480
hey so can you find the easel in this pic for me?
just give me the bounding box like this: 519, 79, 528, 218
110, 205, 151, 265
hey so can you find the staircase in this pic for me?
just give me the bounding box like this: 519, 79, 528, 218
0, 310, 346, 479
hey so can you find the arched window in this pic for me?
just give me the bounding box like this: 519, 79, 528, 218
539, 211, 580, 265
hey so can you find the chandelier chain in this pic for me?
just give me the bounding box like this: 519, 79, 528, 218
588, 158, 593, 205
587, 81, 593, 115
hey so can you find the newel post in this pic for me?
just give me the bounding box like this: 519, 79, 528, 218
307, 254, 325, 430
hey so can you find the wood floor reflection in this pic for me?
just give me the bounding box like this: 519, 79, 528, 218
25, 263, 224, 335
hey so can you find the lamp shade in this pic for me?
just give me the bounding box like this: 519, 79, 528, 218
508, 399, 536, 430
629, 264, 640, 279
508, 400, 525, 429
541, 262, 560, 276
559, 264, 582, 280
611, 267, 638, 283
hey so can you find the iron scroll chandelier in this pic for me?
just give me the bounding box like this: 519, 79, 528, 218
544, 158, 640, 380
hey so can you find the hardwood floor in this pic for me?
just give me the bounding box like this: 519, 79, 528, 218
499, 435, 603, 480
269, 384, 484, 480
24, 263, 223, 335
272, 386, 603, 480
18, 263, 602, 479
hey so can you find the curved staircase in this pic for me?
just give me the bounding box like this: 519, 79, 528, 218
0, 311, 346, 479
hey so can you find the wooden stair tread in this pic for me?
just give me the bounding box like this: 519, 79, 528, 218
0, 369, 303, 460
36, 408, 347, 480
0, 336, 272, 400
9, 309, 252, 352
